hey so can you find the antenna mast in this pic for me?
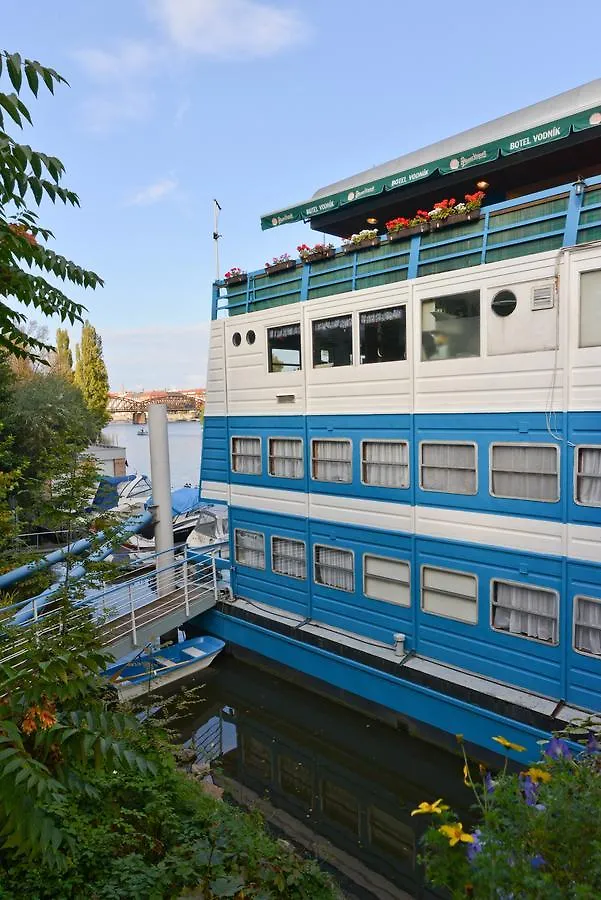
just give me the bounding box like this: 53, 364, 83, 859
213, 198, 222, 282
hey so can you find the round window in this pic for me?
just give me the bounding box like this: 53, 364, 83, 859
491, 289, 517, 317
232, 332, 241, 347
246, 329, 256, 345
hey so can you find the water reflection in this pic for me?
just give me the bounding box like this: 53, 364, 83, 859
174, 655, 470, 899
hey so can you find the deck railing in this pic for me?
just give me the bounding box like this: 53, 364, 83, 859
213, 174, 601, 319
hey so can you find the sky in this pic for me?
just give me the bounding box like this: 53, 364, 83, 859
2, 0, 600, 390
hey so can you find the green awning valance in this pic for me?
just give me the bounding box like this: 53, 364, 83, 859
260, 105, 601, 230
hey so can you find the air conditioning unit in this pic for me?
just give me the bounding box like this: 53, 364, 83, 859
531, 284, 554, 310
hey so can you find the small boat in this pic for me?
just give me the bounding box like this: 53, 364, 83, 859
137, 428, 148, 436
104, 636, 225, 700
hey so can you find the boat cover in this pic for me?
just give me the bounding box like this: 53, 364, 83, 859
147, 486, 202, 516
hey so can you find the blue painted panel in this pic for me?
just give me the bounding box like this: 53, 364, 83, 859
200, 416, 229, 486
227, 415, 307, 493
566, 560, 601, 710
567, 412, 601, 527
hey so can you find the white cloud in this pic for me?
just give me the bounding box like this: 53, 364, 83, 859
127, 178, 179, 206
148, 0, 307, 59
79, 89, 155, 134
102, 323, 210, 390
74, 41, 156, 82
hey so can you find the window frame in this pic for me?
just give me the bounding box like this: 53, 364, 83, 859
420, 563, 478, 625
358, 303, 407, 366
420, 289, 481, 362
313, 543, 355, 593
490, 577, 559, 646
230, 435, 262, 476
267, 321, 302, 374
234, 527, 266, 570
573, 444, 601, 508
310, 437, 353, 484
489, 441, 560, 503
578, 269, 601, 349
573, 594, 601, 658
270, 534, 307, 581
267, 436, 304, 480
362, 552, 411, 607
419, 440, 478, 495
360, 438, 410, 489
311, 313, 353, 369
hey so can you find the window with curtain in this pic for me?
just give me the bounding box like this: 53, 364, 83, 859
421, 566, 477, 623
271, 536, 306, 580
231, 437, 262, 475
574, 596, 601, 656
359, 305, 406, 364
312, 315, 352, 367
314, 544, 354, 592
575, 446, 601, 506
420, 443, 477, 494
490, 443, 558, 501
311, 439, 352, 483
234, 529, 265, 569
579, 270, 601, 348
268, 438, 303, 479
364, 554, 410, 606
268, 323, 302, 372
362, 441, 409, 488
491, 580, 558, 644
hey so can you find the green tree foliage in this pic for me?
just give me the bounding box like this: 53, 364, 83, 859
74, 321, 109, 426
0, 50, 102, 361
51, 328, 73, 381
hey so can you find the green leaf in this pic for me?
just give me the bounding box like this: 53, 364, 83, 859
25, 62, 39, 96
209, 875, 246, 897
0, 93, 22, 127
7, 53, 22, 92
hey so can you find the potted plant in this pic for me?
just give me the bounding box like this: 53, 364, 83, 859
223, 266, 247, 286
428, 197, 458, 231
341, 228, 380, 253
452, 190, 485, 224
265, 253, 297, 275
386, 212, 429, 241
297, 242, 335, 264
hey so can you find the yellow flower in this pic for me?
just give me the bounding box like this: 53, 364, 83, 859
492, 735, 526, 753
411, 798, 449, 816
463, 763, 472, 786
439, 822, 475, 847
524, 766, 552, 784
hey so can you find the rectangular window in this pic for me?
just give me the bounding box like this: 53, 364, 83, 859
492, 580, 558, 644
268, 323, 302, 372
362, 440, 409, 488
359, 306, 406, 364
271, 536, 306, 580
268, 438, 303, 479
579, 270, 601, 348
231, 436, 262, 475
575, 446, 601, 506
312, 315, 352, 368
574, 595, 601, 657
364, 554, 410, 606
314, 544, 354, 592
420, 442, 477, 494
421, 290, 480, 360
491, 443, 558, 502
421, 566, 477, 624
311, 439, 352, 483
234, 529, 265, 569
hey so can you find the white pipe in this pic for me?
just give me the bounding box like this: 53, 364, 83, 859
148, 404, 175, 596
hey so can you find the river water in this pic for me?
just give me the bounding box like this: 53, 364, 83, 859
102, 420, 203, 488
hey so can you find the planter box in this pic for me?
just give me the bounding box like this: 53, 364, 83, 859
300, 248, 336, 264
224, 273, 247, 287
343, 237, 380, 253
387, 224, 428, 241
265, 260, 297, 275
429, 209, 481, 232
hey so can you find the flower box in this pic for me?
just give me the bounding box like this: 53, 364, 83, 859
224, 273, 248, 287
300, 248, 336, 264
343, 237, 380, 253
429, 209, 481, 232
265, 259, 297, 275
387, 224, 428, 242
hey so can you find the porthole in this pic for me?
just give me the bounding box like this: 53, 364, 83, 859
232, 332, 241, 347
246, 329, 256, 345
491, 289, 517, 317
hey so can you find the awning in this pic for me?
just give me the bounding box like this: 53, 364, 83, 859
261, 95, 601, 231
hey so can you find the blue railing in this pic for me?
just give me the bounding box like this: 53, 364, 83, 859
213, 174, 601, 319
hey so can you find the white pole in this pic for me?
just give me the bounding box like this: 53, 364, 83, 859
213, 198, 221, 282
148, 404, 175, 597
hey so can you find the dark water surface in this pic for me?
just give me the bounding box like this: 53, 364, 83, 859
171, 653, 472, 900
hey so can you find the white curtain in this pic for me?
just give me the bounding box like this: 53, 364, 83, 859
362, 441, 408, 488
493, 582, 556, 643
421, 443, 476, 494
232, 437, 261, 475
272, 537, 306, 579
491, 444, 557, 501
312, 440, 351, 483
577, 448, 601, 506
235, 529, 265, 569
269, 438, 303, 479
315, 545, 354, 592
575, 597, 601, 656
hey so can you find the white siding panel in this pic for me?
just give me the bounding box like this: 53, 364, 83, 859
200, 480, 230, 504
309, 492, 414, 534
567, 524, 601, 564
204, 320, 227, 416
230, 484, 308, 518
567, 246, 601, 411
